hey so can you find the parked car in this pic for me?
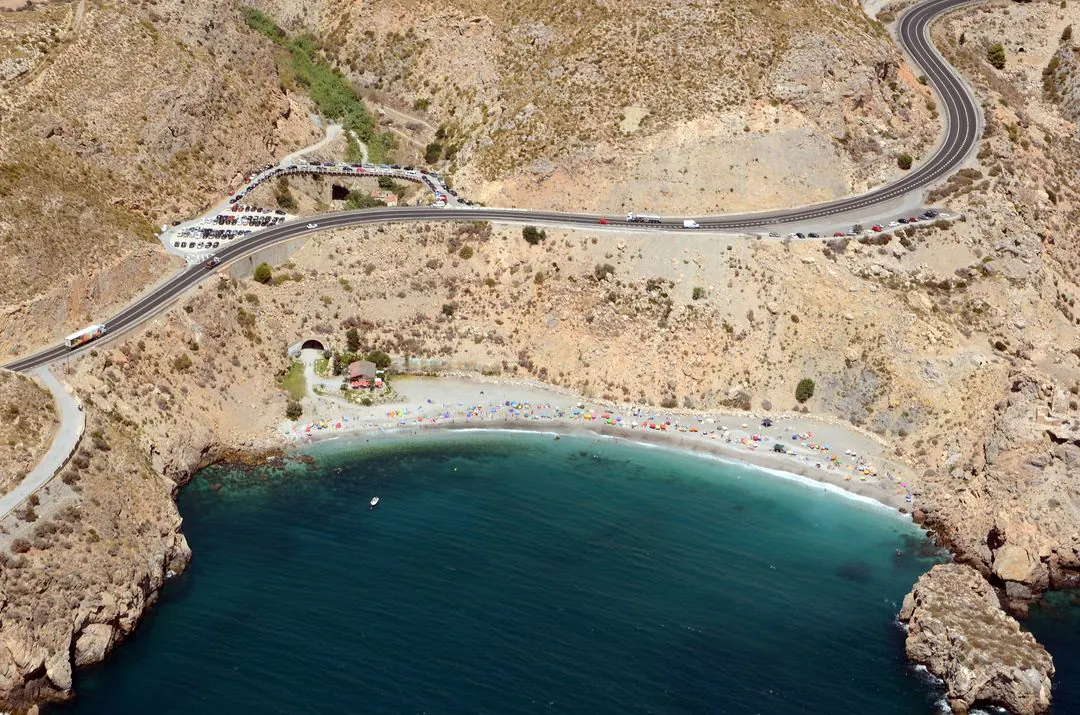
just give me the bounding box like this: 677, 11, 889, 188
898, 218, 909, 224
808, 232, 819, 238
871, 225, 883, 232
833, 232, 844, 237
768, 232, 780, 237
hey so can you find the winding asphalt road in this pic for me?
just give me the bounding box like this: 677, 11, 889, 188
3, 0, 981, 374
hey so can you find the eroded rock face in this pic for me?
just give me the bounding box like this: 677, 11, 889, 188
898, 563, 1054, 715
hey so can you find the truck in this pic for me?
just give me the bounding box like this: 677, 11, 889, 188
64, 324, 107, 349
627, 212, 662, 224
682, 220, 700, 229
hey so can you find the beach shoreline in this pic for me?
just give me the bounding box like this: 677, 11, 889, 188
282, 376, 918, 515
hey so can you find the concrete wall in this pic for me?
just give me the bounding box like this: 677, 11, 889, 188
227, 235, 310, 280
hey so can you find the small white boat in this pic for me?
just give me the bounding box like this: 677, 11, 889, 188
369, 496, 380, 509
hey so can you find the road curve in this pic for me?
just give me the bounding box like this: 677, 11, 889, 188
4, 0, 981, 373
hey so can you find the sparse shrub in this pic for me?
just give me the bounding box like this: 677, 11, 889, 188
594, 263, 615, 282
441, 303, 456, 317
994, 340, 1008, 351
459, 245, 474, 259
10, 538, 30, 554
285, 400, 303, 420
523, 226, 547, 245
987, 43, 1006, 70
897, 152, 913, 170
795, 378, 815, 403
254, 262, 272, 284
692, 287, 705, 300
1062, 25, 1073, 43
172, 353, 193, 373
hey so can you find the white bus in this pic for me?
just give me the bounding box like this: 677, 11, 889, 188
65, 324, 107, 349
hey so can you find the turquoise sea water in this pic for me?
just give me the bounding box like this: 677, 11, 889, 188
47, 432, 1074, 714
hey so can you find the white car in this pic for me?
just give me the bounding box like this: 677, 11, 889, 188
888, 221, 899, 227
306, 223, 318, 229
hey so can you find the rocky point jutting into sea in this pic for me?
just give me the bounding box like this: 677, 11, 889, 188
2, 0, 1080, 712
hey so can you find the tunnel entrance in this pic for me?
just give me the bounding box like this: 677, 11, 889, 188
300, 339, 326, 352
331, 184, 350, 201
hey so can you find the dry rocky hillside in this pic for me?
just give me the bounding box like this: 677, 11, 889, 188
0, 0, 320, 355
0, 369, 56, 494
252, 0, 938, 212
6, 0, 1080, 711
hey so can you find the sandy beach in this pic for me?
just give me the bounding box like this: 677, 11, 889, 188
282, 375, 918, 514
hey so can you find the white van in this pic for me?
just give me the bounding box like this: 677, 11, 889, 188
682, 220, 700, 229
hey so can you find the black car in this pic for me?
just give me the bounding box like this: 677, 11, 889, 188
898, 218, 909, 224
808, 232, 819, 238
795, 232, 806, 239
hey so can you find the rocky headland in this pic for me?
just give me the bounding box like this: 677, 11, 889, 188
899, 563, 1055, 715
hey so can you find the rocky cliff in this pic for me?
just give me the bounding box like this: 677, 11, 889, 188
899, 563, 1055, 715
0, 408, 191, 710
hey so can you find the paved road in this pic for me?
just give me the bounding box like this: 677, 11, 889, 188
3, 0, 982, 374
0, 368, 83, 517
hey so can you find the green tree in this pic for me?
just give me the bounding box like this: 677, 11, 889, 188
987, 43, 1006, 70
897, 152, 913, 170
254, 262, 273, 284
522, 226, 547, 245
285, 400, 303, 420
459, 245, 474, 259
795, 378, 816, 403
274, 177, 297, 211
692, 287, 705, 300
424, 141, 443, 164
364, 349, 392, 369
345, 191, 385, 209
345, 327, 360, 353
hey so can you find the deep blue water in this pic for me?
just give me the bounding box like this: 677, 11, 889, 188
47, 432, 1078, 714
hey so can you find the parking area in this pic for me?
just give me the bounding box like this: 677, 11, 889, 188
160, 159, 459, 262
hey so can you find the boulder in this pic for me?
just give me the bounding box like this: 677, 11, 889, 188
994, 544, 1037, 583
73, 624, 116, 668
899, 563, 1054, 715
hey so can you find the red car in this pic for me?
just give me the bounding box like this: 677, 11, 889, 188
871, 224, 883, 232
909, 216, 920, 222
598, 218, 610, 225
833, 232, 844, 237
204, 256, 221, 270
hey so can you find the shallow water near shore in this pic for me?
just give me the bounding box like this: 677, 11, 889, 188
50, 431, 1069, 714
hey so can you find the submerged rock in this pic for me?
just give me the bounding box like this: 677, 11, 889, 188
898, 563, 1054, 715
